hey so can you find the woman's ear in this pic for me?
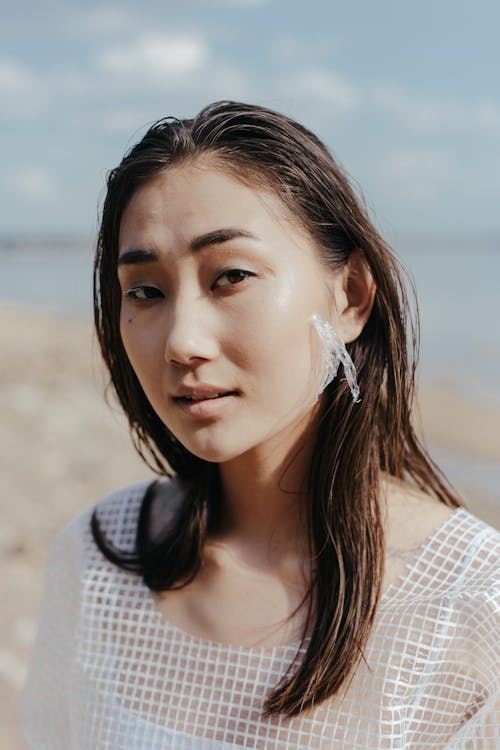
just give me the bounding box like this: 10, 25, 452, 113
331, 250, 376, 343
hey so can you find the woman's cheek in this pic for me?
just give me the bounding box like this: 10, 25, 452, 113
121, 317, 159, 386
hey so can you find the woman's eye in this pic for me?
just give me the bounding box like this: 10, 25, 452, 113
124, 286, 164, 301
213, 269, 252, 289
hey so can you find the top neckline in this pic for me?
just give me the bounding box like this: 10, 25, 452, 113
138, 507, 468, 655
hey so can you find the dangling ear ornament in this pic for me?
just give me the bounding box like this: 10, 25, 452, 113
310, 314, 361, 402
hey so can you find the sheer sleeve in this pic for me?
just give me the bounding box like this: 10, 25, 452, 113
442, 547, 500, 750
21, 511, 88, 749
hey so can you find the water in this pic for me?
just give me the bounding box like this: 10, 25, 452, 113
396, 235, 500, 399
0, 244, 94, 315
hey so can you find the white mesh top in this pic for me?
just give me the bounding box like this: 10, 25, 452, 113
22, 481, 500, 749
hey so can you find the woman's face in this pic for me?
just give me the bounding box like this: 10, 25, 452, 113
118, 158, 340, 464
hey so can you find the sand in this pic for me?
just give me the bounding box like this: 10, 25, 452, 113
1, 304, 499, 749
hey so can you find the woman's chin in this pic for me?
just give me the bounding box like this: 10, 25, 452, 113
179, 439, 248, 465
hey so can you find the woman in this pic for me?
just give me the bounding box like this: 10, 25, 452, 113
22, 101, 499, 748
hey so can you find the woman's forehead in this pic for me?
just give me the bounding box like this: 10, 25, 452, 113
119, 158, 311, 249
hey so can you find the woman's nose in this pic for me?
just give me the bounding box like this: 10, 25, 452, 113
164, 303, 219, 366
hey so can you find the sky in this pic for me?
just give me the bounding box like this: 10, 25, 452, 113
1, 0, 499, 241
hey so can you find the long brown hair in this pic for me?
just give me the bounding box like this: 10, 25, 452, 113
92, 100, 460, 716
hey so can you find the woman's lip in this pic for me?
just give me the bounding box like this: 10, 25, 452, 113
172, 391, 239, 418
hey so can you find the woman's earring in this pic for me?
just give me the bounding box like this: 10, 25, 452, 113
310, 314, 361, 402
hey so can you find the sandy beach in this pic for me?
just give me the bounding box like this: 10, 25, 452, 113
1, 304, 499, 749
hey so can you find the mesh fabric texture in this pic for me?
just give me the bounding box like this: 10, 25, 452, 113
22, 481, 500, 749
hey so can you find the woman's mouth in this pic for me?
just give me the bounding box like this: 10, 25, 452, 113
172, 390, 239, 418
179, 392, 232, 401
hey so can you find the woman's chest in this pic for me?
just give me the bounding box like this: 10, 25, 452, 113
74, 571, 478, 748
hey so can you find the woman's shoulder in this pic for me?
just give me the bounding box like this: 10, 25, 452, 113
51, 479, 155, 563
90, 479, 153, 549
384, 474, 498, 548
437, 506, 500, 593
436, 510, 500, 686
405, 506, 499, 612
417, 506, 498, 591
53, 476, 185, 562
383, 477, 499, 599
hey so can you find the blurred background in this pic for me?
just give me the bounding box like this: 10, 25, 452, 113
1, 1, 499, 747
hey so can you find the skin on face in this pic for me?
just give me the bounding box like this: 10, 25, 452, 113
118, 158, 343, 467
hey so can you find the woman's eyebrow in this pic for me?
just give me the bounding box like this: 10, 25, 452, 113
117, 249, 158, 266
117, 229, 260, 266
190, 228, 260, 251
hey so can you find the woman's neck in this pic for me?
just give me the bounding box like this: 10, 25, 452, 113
215, 429, 313, 565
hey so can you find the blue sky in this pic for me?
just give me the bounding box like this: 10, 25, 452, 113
1, 0, 499, 240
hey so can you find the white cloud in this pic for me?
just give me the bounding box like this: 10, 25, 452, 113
373, 86, 462, 132
0, 59, 48, 119
0, 60, 32, 93
385, 147, 454, 201
475, 102, 500, 130
198, 64, 247, 99
98, 33, 207, 78
12, 170, 56, 200
87, 62, 249, 135
97, 107, 154, 134
372, 85, 500, 134
291, 68, 359, 110
387, 147, 453, 178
